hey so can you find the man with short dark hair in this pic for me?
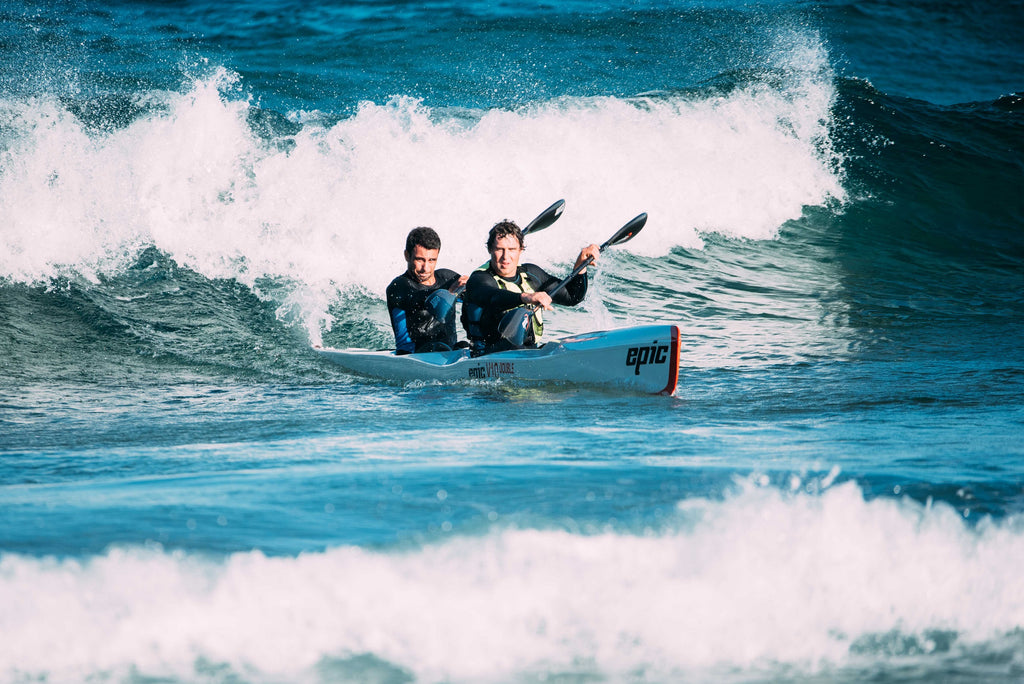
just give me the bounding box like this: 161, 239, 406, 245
462, 220, 599, 356
386, 227, 467, 354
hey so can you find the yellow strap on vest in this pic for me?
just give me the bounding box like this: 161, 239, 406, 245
492, 268, 544, 338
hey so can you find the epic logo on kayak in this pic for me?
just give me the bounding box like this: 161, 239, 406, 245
626, 345, 670, 375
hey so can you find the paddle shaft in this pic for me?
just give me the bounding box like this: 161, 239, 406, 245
539, 212, 647, 300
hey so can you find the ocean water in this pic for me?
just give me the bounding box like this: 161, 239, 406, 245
2, 0, 1023, 682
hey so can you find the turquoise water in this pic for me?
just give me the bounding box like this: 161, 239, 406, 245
2, 1, 1023, 681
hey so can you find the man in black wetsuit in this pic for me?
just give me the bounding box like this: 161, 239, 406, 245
462, 220, 599, 356
386, 227, 468, 354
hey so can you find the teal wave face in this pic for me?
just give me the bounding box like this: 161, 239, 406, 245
0, 250, 335, 390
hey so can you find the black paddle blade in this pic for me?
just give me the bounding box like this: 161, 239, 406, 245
541, 211, 649, 301
523, 199, 565, 236
602, 212, 647, 249
498, 307, 532, 347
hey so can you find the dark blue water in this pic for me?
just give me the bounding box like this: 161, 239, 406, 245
2, 1, 1023, 682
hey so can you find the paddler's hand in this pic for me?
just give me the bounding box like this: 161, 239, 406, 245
444, 274, 468, 292
522, 291, 554, 311
574, 243, 601, 272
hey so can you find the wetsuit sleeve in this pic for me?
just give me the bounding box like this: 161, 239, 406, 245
432, 269, 463, 312
525, 263, 588, 305
436, 269, 461, 291
464, 270, 524, 310
386, 279, 416, 354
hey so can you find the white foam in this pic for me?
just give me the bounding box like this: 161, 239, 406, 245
0, 43, 843, 341
2, 482, 1021, 683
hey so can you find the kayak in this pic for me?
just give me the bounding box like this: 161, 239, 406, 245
315, 325, 680, 394
314, 325, 680, 395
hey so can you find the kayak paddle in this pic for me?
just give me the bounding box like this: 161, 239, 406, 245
520, 198, 567, 241
498, 212, 648, 347
426, 199, 566, 317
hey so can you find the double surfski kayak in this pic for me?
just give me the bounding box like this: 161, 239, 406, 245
315, 325, 680, 395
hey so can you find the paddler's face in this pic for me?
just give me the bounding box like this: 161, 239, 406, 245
490, 235, 522, 279
405, 245, 439, 285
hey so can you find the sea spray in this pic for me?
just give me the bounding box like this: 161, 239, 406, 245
2, 57, 843, 344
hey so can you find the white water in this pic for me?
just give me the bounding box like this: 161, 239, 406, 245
2, 481, 1021, 683
0, 47, 844, 341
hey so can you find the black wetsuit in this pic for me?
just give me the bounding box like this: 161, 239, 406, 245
461, 263, 588, 356
386, 268, 461, 354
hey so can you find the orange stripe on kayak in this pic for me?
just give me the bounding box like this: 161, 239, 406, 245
660, 325, 681, 396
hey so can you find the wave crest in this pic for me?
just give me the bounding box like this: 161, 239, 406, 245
1, 58, 843, 342
2, 481, 1022, 682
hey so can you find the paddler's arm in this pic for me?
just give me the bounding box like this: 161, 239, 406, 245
526, 262, 589, 307
444, 272, 469, 304
439, 269, 468, 294
389, 309, 415, 355
573, 244, 601, 273
386, 281, 416, 355
464, 270, 528, 310
521, 290, 553, 310
556, 243, 599, 304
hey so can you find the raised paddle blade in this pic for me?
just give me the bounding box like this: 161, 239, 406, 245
601, 212, 647, 249
542, 211, 649, 301
523, 199, 565, 237
498, 307, 533, 347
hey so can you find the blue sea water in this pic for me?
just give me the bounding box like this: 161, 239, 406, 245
1, 0, 1023, 681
